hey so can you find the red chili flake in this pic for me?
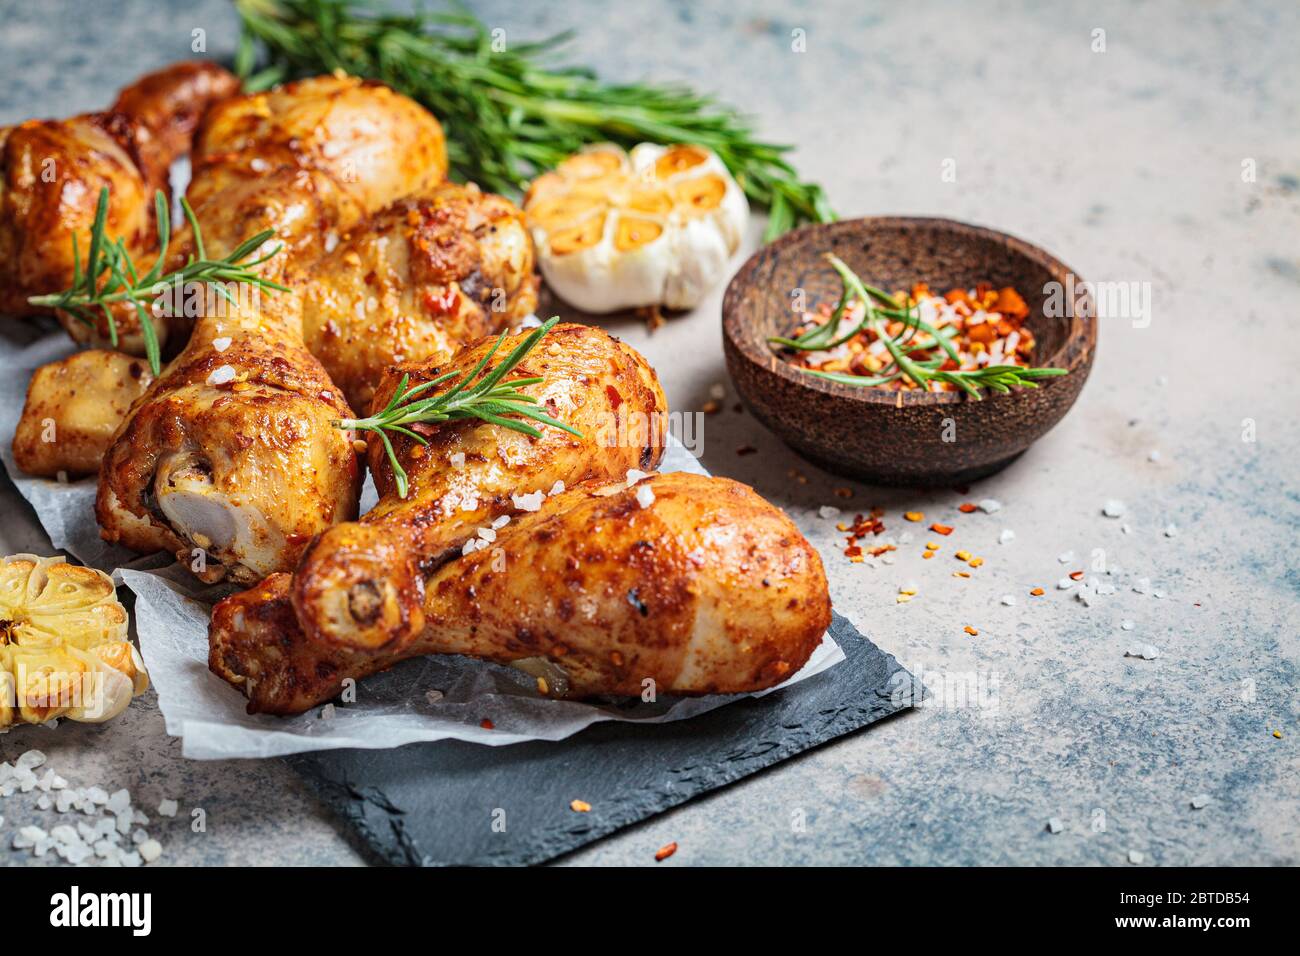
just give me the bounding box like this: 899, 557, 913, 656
1069, 570, 1085, 581
480, 718, 494, 730
958, 503, 978, 513
570, 800, 591, 813
963, 625, 979, 636
1030, 587, 1045, 596
736, 445, 757, 456
930, 523, 954, 536
423, 287, 461, 316
605, 384, 623, 409
866, 543, 896, 558
655, 842, 678, 862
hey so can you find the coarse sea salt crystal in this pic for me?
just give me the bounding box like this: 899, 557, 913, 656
320, 704, 335, 720
1148, 450, 1161, 463
1128, 849, 1145, 864
491, 515, 511, 530
1047, 818, 1064, 834
999, 529, 1015, 545
1058, 551, 1074, 564
709, 383, 726, 400
625, 469, 650, 486
477, 527, 496, 543
450, 452, 466, 468
1190, 794, 1211, 809
1001, 595, 1016, 606
1125, 643, 1161, 661
157, 798, 179, 818
1164, 523, 1178, 538
1120, 620, 1135, 631
818, 505, 841, 520
511, 490, 545, 512
1102, 500, 1126, 518
549, 480, 565, 496
636, 484, 656, 509
212, 337, 232, 352
1056, 578, 1074, 590
16, 750, 45, 770
139, 839, 163, 863
978, 498, 1002, 514
1132, 578, 1151, 595
206, 364, 236, 386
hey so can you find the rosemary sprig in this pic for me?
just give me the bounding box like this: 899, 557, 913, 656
27, 187, 289, 375
233, 0, 835, 241
336, 316, 582, 498
777, 255, 1068, 399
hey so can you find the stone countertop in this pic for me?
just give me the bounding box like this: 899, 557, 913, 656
1, 0, 1295, 867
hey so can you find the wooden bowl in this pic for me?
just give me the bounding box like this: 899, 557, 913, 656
722, 217, 1096, 486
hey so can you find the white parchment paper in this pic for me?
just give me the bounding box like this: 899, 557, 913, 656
0, 323, 843, 758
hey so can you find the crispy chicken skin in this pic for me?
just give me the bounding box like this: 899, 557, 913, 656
210, 472, 831, 714
0, 62, 238, 331
96, 75, 450, 584
13, 350, 154, 478
303, 182, 538, 412
291, 322, 668, 653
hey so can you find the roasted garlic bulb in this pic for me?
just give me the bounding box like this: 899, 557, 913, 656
0, 555, 147, 727
524, 143, 748, 312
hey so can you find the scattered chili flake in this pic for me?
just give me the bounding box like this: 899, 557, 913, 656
841, 511, 888, 560
701, 399, 721, 415
1030, 587, 1045, 596
922, 551, 934, 560
570, 799, 592, 813
1274, 730, 1283, 739
736, 445, 757, 456
904, 511, 924, 522
930, 523, 953, 536
834, 486, 854, 499
955, 550, 972, 561
958, 503, 978, 513
1069, 570, 1085, 581
925, 542, 940, 551
964, 625, 979, 636
968, 557, 984, 568
536, 677, 549, 695
480, 718, 494, 730
655, 841, 678, 862
953, 571, 970, 579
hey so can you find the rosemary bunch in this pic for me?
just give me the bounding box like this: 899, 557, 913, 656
233, 0, 835, 240
772, 255, 1067, 399
28, 187, 288, 376
336, 316, 582, 498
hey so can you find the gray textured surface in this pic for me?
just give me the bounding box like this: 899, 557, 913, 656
1, 0, 1297, 866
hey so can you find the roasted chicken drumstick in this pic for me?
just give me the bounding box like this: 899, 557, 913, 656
96, 75, 450, 583
0, 61, 238, 335
210, 472, 830, 714
292, 322, 667, 651
303, 182, 538, 413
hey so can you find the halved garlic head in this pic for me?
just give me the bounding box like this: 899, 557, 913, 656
524, 143, 749, 313
0, 554, 147, 727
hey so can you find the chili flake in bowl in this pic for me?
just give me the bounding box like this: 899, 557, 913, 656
769, 256, 1063, 398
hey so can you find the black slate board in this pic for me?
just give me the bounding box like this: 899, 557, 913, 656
288, 612, 914, 866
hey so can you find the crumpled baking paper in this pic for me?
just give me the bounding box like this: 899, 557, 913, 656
0, 322, 843, 759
